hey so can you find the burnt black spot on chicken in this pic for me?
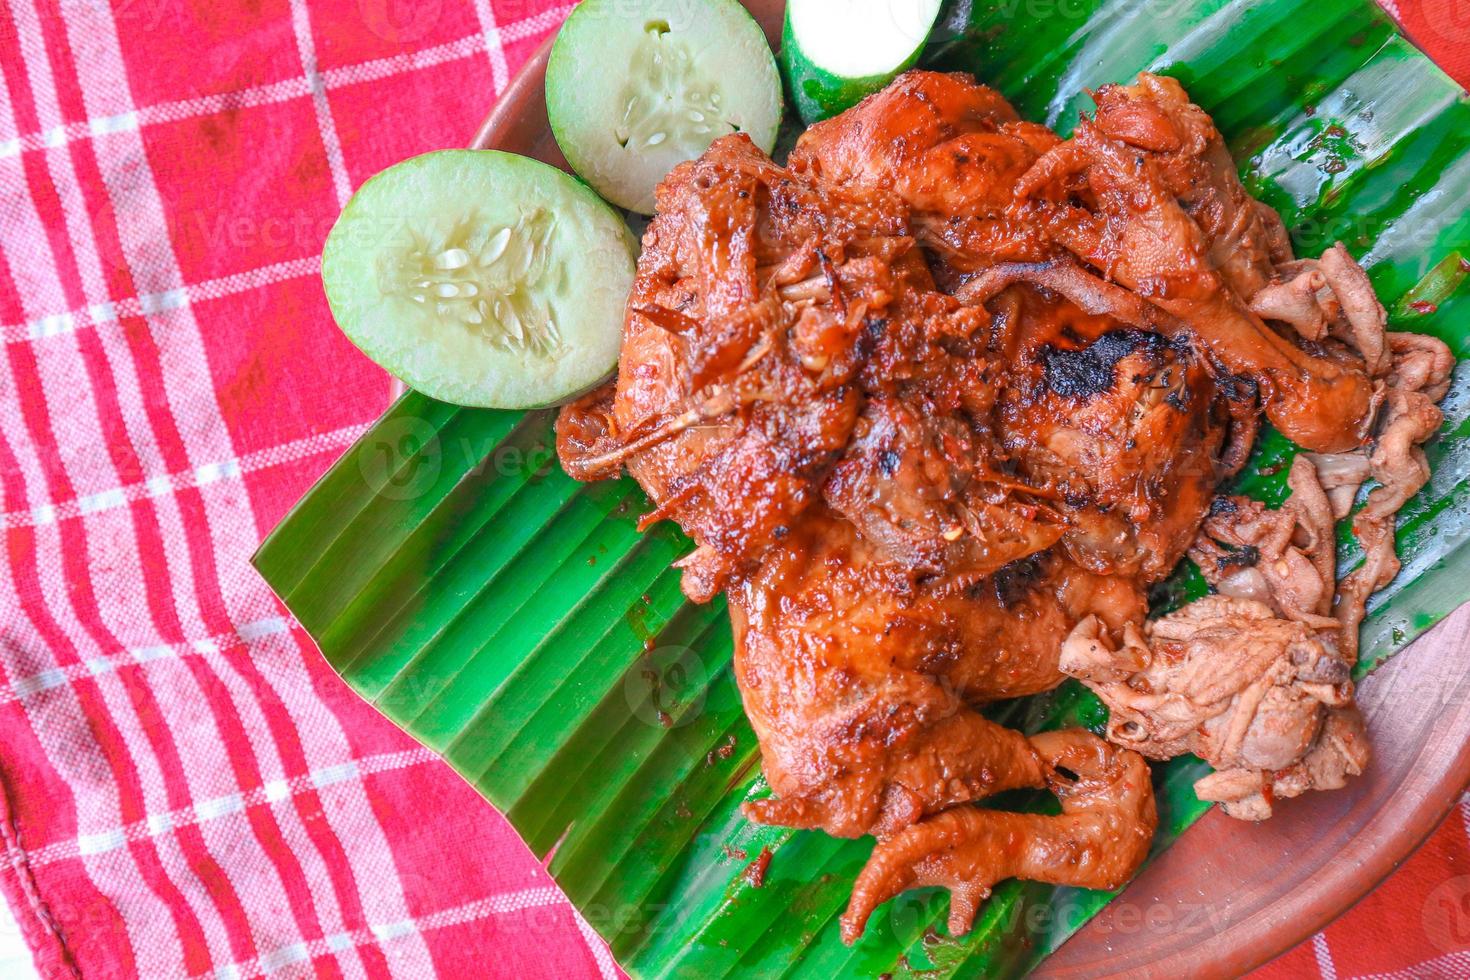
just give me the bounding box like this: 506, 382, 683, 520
1214, 541, 1260, 571
1042, 330, 1167, 399
1209, 495, 1239, 517
989, 553, 1048, 608
1062, 488, 1092, 508
1219, 372, 1260, 402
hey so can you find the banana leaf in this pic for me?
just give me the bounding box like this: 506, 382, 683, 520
253, 0, 1470, 975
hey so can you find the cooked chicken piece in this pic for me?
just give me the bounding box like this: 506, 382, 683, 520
735, 509, 1145, 839
558, 134, 934, 601
1252, 330, 1450, 661
1087, 453, 1371, 821
1389, 331, 1456, 401
840, 729, 1156, 941
1254, 201, 1296, 264
1249, 265, 1331, 340
1087, 76, 1395, 377
1303, 449, 1374, 520
788, 70, 1061, 275
1194, 707, 1370, 821
788, 72, 1249, 580
985, 288, 1237, 579
822, 395, 1065, 580
1060, 596, 1364, 820
1019, 106, 1378, 453
1319, 244, 1392, 376
555, 381, 623, 483
1086, 323, 1448, 815
955, 257, 1273, 483
557, 67, 1452, 936
1090, 73, 1279, 301
1335, 385, 1445, 661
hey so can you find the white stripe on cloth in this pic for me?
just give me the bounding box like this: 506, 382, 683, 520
63, 10, 382, 977
0, 1, 577, 348
1313, 932, 1338, 980
0, 0, 195, 970
27, 0, 335, 963
0, 420, 368, 530
287, 0, 351, 206
15, 747, 438, 868
0, 254, 319, 344
209, 886, 570, 980
472, 0, 513, 94
0, 446, 196, 977
0, 77, 309, 158
1352, 949, 1470, 979
0, 3, 573, 164
0, 2, 606, 975
51, 5, 352, 963
65, 0, 440, 971
0, 616, 294, 706
573, 906, 619, 980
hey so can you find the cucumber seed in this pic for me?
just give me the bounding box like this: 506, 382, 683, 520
381, 209, 564, 357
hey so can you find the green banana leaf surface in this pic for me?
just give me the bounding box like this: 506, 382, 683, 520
254, 0, 1470, 975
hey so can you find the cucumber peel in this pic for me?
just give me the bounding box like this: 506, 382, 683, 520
780, 0, 943, 124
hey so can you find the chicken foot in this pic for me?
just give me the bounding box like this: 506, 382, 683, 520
740, 702, 1052, 840
839, 729, 1155, 943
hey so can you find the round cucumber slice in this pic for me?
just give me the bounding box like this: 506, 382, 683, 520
321, 150, 637, 409
781, 0, 943, 124
546, 0, 782, 214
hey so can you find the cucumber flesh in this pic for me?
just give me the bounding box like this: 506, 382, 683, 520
781, 0, 943, 124
321, 150, 637, 409
546, 0, 782, 214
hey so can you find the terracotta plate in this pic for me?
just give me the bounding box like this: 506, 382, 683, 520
470, 5, 1470, 975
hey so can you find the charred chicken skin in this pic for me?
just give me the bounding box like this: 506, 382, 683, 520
557, 69, 1451, 938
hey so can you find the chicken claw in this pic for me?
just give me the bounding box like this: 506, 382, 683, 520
839, 729, 1155, 943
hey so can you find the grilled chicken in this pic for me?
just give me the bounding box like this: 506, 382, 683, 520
1019, 90, 1380, 453
733, 509, 1144, 840
557, 68, 1451, 939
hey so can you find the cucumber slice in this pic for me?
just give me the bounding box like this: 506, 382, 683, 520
321, 150, 637, 409
546, 0, 782, 214
781, 0, 943, 124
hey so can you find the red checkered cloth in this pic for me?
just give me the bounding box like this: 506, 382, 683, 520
0, 2, 1463, 978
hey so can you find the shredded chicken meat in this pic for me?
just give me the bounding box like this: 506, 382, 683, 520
556, 69, 1453, 939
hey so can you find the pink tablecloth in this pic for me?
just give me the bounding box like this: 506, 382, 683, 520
0, 2, 1465, 978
